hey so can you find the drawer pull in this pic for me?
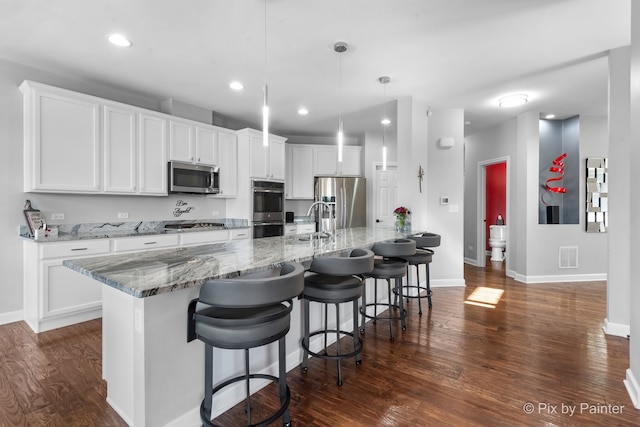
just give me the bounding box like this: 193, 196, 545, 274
71, 248, 88, 251
144, 241, 157, 245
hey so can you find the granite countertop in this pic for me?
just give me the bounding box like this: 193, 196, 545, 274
63, 226, 423, 298
21, 219, 250, 243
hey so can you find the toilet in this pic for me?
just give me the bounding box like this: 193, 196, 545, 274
489, 225, 507, 262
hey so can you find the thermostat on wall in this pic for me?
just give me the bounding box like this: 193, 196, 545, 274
440, 196, 449, 205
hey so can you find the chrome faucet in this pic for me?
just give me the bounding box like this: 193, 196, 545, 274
306, 201, 333, 235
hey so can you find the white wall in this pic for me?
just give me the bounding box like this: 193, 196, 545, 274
625, 1, 640, 408
464, 112, 608, 282
605, 46, 631, 337
0, 59, 227, 321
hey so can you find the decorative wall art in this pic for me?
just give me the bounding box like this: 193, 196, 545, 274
585, 157, 608, 233
538, 116, 580, 224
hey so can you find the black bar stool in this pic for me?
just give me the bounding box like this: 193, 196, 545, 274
187, 262, 305, 427
301, 248, 374, 386
360, 239, 416, 341
397, 232, 441, 313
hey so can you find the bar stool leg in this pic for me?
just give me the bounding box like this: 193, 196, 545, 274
416, 265, 423, 314
245, 348, 251, 424
279, 337, 291, 426
360, 281, 367, 335
396, 276, 406, 330
203, 344, 213, 420
323, 303, 329, 355
426, 263, 432, 308
386, 278, 394, 341
302, 298, 310, 373
335, 303, 342, 386
353, 298, 362, 365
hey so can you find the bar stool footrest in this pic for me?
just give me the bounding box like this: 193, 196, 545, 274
200, 373, 290, 427
360, 302, 406, 322
301, 330, 362, 361
394, 285, 432, 299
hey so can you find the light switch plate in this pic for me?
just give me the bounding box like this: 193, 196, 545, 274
440, 197, 449, 205
117, 212, 129, 219
51, 213, 65, 220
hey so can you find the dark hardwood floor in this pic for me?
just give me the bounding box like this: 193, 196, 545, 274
2, 260, 638, 426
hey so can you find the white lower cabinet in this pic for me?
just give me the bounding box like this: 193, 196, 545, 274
284, 224, 297, 236
23, 239, 110, 333
23, 228, 252, 332
297, 223, 316, 234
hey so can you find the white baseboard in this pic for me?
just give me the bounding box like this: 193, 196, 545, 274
0, 310, 23, 326
513, 273, 607, 284
464, 257, 478, 266
602, 319, 630, 338
624, 369, 640, 409
431, 278, 466, 287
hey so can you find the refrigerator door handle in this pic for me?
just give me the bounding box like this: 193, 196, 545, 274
342, 186, 346, 229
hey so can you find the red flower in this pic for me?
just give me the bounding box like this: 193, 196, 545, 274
394, 206, 411, 216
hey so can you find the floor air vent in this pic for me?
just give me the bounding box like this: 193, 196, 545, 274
559, 246, 578, 269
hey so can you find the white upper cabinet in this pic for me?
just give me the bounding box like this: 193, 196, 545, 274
21, 81, 101, 193
312, 145, 362, 177
137, 113, 167, 195
215, 128, 238, 197
240, 128, 287, 181
169, 118, 217, 165
20, 81, 168, 196
285, 144, 314, 199
103, 104, 137, 193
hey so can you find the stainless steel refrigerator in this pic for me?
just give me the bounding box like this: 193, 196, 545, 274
314, 177, 366, 231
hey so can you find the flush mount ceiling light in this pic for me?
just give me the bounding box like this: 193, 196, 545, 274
498, 94, 528, 108
229, 81, 244, 90
106, 33, 132, 47
545, 114, 556, 119
298, 107, 309, 115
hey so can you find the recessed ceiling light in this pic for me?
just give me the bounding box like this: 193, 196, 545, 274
229, 81, 244, 90
498, 94, 528, 108
106, 33, 132, 47
545, 114, 556, 119
381, 118, 391, 125
298, 108, 309, 115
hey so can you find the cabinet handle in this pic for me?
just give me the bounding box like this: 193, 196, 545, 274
144, 241, 157, 245
71, 247, 88, 251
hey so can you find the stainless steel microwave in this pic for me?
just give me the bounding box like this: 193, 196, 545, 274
168, 161, 220, 194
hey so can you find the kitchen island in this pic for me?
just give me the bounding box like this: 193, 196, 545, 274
64, 226, 421, 427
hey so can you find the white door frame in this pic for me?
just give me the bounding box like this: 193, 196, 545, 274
372, 162, 398, 228
476, 156, 510, 270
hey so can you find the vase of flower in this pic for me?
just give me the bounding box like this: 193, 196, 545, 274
394, 206, 411, 232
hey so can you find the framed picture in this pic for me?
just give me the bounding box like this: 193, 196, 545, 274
24, 209, 45, 236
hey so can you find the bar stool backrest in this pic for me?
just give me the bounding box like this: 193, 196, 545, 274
199, 262, 305, 309
308, 248, 374, 276
410, 233, 441, 248
371, 239, 416, 258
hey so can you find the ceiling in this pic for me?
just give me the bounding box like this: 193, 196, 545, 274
0, 0, 631, 138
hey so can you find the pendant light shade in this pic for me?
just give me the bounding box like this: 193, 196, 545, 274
263, 84, 269, 146
379, 76, 391, 171
262, 0, 269, 147
334, 41, 348, 162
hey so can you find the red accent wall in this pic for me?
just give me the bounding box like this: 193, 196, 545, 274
486, 162, 506, 250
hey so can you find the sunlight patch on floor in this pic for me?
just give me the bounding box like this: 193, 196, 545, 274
464, 286, 504, 309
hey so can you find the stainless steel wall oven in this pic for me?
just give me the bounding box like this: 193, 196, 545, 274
252, 180, 284, 238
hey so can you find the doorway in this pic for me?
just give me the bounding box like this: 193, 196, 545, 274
476, 156, 510, 272
372, 163, 398, 227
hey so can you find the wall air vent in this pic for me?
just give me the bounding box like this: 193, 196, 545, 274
558, 246, 578, 269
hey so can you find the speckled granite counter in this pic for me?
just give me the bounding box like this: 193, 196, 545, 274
64, 226, 417, 298
63, 225, 425, 426
20, 218, 249, 242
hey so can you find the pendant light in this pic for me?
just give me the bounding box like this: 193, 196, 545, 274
334, 42, 348, 162
262, 0, 269, 146
379, 76, 391, 171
